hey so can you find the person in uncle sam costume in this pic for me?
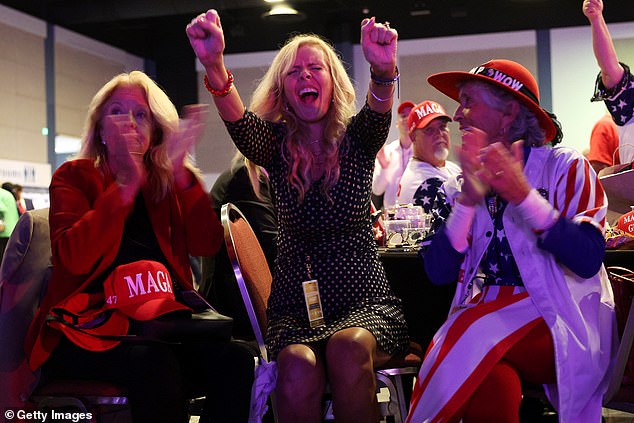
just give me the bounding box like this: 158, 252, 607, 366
24, 71, 254, 423
406, 59, 616, 423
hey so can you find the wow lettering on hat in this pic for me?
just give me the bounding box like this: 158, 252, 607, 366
469, 66, 538, 103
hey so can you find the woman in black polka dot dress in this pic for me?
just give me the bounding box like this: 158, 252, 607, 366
188, 10, 408, 422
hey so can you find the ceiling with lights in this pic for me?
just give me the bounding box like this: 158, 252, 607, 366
3, 0, 634, 59
3, 0, 633, 112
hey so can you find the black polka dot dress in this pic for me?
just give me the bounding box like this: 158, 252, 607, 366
225, 104, 409, 359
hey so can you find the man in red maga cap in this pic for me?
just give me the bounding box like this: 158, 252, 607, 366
397, 100, 460, 209
406, 59, 614, 423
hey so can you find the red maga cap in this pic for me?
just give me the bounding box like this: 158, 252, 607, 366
104, 260, 192, 321
407, 100, 452, 134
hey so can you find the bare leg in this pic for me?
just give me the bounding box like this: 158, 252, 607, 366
276, 343, 326, 423
326, 327, 392, 423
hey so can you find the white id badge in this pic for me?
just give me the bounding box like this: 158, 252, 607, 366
303, 279, 325, 328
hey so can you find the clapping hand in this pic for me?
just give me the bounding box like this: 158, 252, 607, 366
457, 127, 489, 206
101, 114, 146, 204
479, 140, 531, 205
458, 127, 531, 206
167, 104, 209, 189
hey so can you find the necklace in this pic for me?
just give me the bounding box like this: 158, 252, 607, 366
308, 139, 322, 155
308, 140, 325, 167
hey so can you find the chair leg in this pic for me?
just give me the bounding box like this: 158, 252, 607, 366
376, 372, 403, 423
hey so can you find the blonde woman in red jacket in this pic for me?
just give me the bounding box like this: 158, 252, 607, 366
24, 71, 254, 422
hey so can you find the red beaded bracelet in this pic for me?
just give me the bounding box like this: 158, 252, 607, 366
204, 70, 234, 97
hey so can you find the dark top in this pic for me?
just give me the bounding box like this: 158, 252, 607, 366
225, 104, 409, 359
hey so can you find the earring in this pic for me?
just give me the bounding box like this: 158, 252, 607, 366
101, 139, 106, 145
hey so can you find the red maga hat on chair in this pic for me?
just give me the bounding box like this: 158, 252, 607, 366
104, 260, 192, 321
49, 292, 129, 352
427, 59, 557, 142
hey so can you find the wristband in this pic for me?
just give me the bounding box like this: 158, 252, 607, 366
516, 189, 559, 234
369, 86, 393, 102
445, 201, 475, 253
370, 66, 399, 86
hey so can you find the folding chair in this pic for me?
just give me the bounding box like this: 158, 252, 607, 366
221, 202, 421, 423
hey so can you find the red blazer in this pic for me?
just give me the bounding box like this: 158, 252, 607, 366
25, 159, 223, 370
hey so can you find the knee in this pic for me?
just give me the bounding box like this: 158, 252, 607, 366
277, 345, 324, 396
327, 330, 373, 367
326, 330, 374, 381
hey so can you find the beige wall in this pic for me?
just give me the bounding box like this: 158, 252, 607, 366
196, 66, 271, 179
552, 22, 634, 154
0, 17, 47, 163
53, 27, 144, 143
391, 31, 536, 157
55, 45, 128, 137
0, 4, 143, 174
3, 1, 634, 189
195, 51, 277, 188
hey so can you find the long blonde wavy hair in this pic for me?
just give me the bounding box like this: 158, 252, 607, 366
77, 70, 197, 201
249, 34, 356, 202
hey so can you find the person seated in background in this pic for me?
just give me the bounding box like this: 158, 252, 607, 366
407, 59, 614, 423
585, 0, 634, 165
187, 10, 408, 422
12, 184, 35, 215
23, 71, 254, 423
397, 100, 460, 213
588, 113, 620, 173
200, 151, 278, 340
372, 100, 415, 210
